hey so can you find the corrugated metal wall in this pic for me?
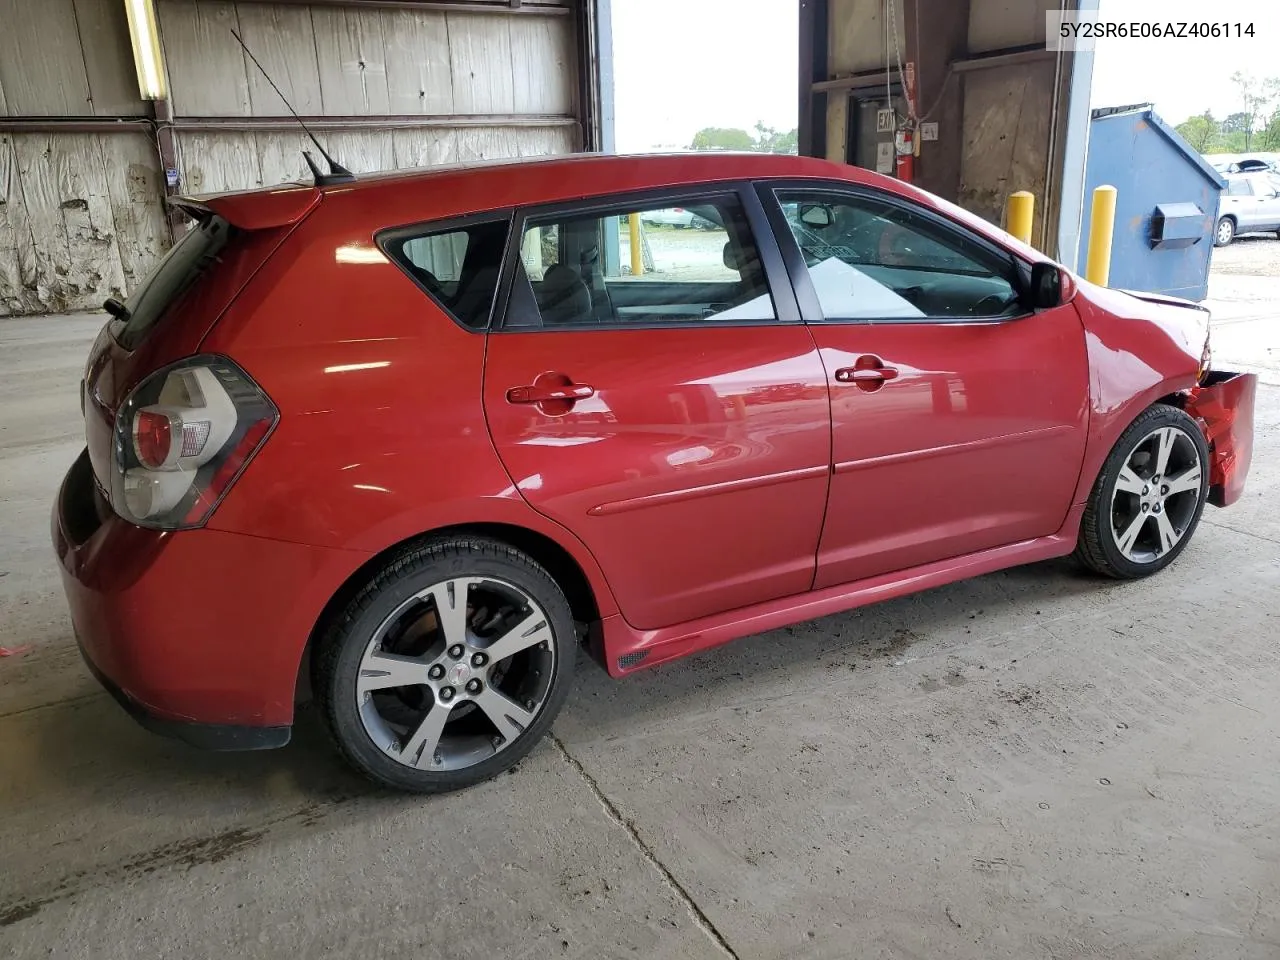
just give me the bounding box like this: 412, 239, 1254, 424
0, 0, 584, 316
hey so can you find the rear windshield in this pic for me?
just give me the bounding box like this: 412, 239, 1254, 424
380, 217, 511, 330
112, 215, 234, 351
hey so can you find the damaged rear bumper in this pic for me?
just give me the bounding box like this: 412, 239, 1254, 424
1186, 370, 1258, 508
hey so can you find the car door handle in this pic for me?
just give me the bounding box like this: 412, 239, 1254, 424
834, 365, 898, 384
506, 382, 596, 404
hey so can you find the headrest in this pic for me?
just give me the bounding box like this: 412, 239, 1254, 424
723, 241, 742, 271
538, 264, 592, 324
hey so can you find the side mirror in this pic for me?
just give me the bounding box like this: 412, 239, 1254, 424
102, 296, 129, 320
798, 204, 833, 228
1029, 262, 1063, 309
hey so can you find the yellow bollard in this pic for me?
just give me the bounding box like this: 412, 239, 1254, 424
628, 215, 643, 277
1085, 185, 1118, 286
1006, 191, 1035, 245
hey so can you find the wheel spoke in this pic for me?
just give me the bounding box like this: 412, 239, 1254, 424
473, 686, 537, 737
402, 702, 454, 768
1164, 466, 1202, 496
484, 612, 553, 663
1154, 427, 1177, 476
1115, 512, 1148, 557
1115, 465, 1145, 495
427, 578, 475, 648
358, 652, 434, 694
1155, 511, 1179, 553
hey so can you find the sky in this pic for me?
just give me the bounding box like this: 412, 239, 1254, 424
1088, 0, 1280, 125
610, 0, 1280, 153
611, 0, 798, 151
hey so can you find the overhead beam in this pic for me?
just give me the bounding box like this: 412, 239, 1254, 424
168, 114, 579, 130
163, 0, 573, 13
0, 114, 578, 133
950, 45, 1055, 74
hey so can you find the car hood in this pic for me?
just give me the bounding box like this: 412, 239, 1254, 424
1079, 281, 1210, 358
1115, 288, 1210, 314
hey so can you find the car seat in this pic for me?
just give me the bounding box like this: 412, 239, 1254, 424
536, 263, 593, 325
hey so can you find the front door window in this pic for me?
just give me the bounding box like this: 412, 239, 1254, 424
775, 190, 1024, 322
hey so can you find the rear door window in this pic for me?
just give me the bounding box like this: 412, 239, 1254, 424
113, 216, 233, 350
507, 194, 777, 328
381, 217, 512, 330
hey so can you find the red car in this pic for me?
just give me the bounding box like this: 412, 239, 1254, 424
53, 153, 1256, 792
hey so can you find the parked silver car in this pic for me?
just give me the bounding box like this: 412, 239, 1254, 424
1215, 172, 1280, 245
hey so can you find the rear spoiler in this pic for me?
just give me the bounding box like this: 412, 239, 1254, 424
168, 184, 321, 231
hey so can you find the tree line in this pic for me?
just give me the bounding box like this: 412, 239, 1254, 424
1175, 72, 1280, 154
689, 122, 798, 154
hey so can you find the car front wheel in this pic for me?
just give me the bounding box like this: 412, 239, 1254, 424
314, 536, 577, 792
1074, 404, 1210, 579
1214, 216, 1235, 246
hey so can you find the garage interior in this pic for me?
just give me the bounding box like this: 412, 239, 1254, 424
2, 1, 1279, 957
1, 0, 597, 316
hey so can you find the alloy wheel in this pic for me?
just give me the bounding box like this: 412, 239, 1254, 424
355, 576, 556, 771
1109, 425, 1204, 564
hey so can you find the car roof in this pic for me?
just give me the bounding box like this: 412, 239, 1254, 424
179, 151, 1046, 267
181, 152, 887, 230
332, 151, 856, 192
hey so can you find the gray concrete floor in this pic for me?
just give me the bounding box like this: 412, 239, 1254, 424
2, 260, 1278, 958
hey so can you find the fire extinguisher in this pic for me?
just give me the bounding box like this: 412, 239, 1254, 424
896, 61, 917, 183
894, 127, 914, 183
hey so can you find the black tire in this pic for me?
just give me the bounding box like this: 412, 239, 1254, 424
1074, 404, 1210, 579
314, 536, 577, 793
1214, 216, 1235, 247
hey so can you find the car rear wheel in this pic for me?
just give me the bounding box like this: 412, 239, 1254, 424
1074, 405, 1209, 579
314, 536, 577, 792
1214, 216, 1235, 246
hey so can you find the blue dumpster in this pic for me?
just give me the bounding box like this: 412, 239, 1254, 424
1078, 104, 1226, 301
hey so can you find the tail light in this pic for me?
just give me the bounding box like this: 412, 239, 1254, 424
111, 356, 277, 530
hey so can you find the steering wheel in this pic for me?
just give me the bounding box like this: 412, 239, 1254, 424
974, 292, 1016, 316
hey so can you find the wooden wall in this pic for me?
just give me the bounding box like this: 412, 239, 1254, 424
827, 0, 900, 75
1, 0, 581, 316
0, 0, 146, 117
957, 59, 1057, 244
158, 1, 579, 195
175, 126, 576, 193
0, 0, 162, 315
0, 133, 169, 316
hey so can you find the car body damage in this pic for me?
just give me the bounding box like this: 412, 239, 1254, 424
1187, 370, 1258, 508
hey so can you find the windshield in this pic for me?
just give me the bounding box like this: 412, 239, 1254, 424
112, 216, 233, 351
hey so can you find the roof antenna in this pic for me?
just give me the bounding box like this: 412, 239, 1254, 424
229, 28, 355, 186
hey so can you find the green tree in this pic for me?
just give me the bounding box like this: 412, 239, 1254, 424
752, 122, 799, 155
1222, 111, 1251, 134
1175, 111, 1218, 152
1229, 71, 1280, 151
690, 127, 755, 151
1260, 108, 1280, 151
690, 123, 800, 154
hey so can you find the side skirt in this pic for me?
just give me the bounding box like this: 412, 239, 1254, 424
598, 505, 1085, 677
